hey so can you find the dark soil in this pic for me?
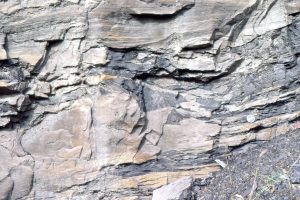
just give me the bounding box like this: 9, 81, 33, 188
195, 130, 300, 200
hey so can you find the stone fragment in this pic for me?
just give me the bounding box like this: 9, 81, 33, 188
159, 118, 220, 153
152, 177, 193, 200
82, 47, 108, 67
246, 114, 256, 123
0, 177, 14, 200
99, 74, 118, 81
0, 130, 27, 158
0, 80, 17, 93
215, 53, 242, 73
0, 94, 28, 111
84, 0, 101, 10
0, 64, 26, 93
233, 0, 291, 46
39, 40, 81, 80
0, 94, 29, 126
170, 52, 242, 81
6, 41, 47, 66
143, 84, 179, 111
0, 34, 7, 60
176, 54, 215, 71
0, 130, 34, 199
0, 117, 10, 127
255, 0, 290, 35
179, 101, 212, 118
85, 74, 117, 85
0, 1, 22, 15
219, 133, 256, 147
286, 0, 300, 15
144, 107, 172, 145
22, 0, 60, 8
27, 81, 51, 98
51, 75, 81, 90
255, 123, 291, 141
85, 75, 102, 85
291, 164, 300, 184
92, 92, 145, 165
133, 141, 161, 164
10, 166, 34, 200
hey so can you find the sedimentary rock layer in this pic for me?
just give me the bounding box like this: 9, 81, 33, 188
0, 0, 300, 199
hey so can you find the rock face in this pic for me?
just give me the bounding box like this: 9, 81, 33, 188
0, 0, 299, 199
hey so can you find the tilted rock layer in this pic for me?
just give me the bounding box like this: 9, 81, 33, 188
0, 0, 300, 199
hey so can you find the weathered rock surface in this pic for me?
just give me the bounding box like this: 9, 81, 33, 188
152, 177, 194, 200
291, 164, 300, 184
0, 0, 299, 199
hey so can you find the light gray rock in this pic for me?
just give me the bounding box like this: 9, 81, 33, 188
27, 81, 51, 98
11, 166, 33, 200
6, 41, 47, 66
0, 117, 10, 127
152, 177, 194, 200
39, 40, 82, 80
175, 54, 215, 71
232, 0, 291, 47
159, 118, 220, 154
291, 164, 300, 184
82, 47, 108, 67
0, 177, 14, 200
286, 0, 300, 15
88, 0, 259, 50
22, 0, 61, 8
0, 130, 34, 199
0, 34, 7, 60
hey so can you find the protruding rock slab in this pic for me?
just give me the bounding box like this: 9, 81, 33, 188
6, 41, 47, 66
88, 0, 259, 50
92, 92, 144, 165
159, 118, 220, 153
21, 90, 158, 193
82, 47, 108, 67
152, 177, 193, 200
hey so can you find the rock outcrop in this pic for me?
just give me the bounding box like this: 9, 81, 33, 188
0, 0, 300, 199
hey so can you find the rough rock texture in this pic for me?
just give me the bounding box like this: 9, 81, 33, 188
152, 177, 194, 200
0, 0, 300, 199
